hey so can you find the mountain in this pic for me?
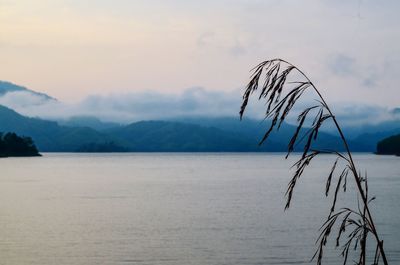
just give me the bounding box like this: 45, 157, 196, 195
58, 116, 121, 131
176, 116, 400, 152
0, 105, 117, 151
0, 81, 55, 101
0, 105, 345, 152
1, 102, 397, 153
0, 106, 263, 152
0, 81, 398, 153
171, 116, 355, 152
376, 134, 400, 156
105, 118, 357, 152
0, 105, 256, 152
336, 120, 400, 152
350, 130, 400, 152
392, 108, 400, 115
340, 120, 400, 140
105, 120, 261, 152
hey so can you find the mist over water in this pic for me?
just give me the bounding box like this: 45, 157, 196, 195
0, 153, 399, 265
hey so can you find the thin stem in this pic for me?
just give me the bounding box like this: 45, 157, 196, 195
274, 59, 388, 265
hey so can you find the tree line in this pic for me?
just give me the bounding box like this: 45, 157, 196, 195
0, 132, 40, 157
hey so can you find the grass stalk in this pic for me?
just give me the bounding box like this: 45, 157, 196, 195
240, 58, 388, 265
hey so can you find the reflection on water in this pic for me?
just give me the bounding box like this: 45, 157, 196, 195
0, 153, 399, 265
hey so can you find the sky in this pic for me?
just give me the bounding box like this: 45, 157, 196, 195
1, 0, 400, 109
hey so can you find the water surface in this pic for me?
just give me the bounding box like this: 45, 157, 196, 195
0, 153, 399, 264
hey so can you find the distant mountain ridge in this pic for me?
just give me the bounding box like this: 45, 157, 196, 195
0, 80, 55, 101
0, 104, 368, 152
105, 120, 266, 152
56, 115, 400, 152
0, 81, 398, 153
58, 116, 121, 131
0, 105, 115, 151
0, 105, 271, 152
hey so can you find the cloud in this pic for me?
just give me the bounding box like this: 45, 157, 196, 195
229, 40, 246, 56
0, 91, 53, 108
362, 74, 378, 88
328, 54, 356, 76
197, 32, 215, 47
75, 87, 248, 122
0, 87, 397, 129
0, 87, 267, 123
330, 102, 398, 126
325, 54, 400, 92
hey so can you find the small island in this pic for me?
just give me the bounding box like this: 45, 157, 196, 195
0, 132, 41, 157
376, 134, 400, 156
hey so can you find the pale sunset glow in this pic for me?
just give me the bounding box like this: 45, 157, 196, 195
0, 0, 399, 106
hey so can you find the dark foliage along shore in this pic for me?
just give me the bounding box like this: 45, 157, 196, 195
0, 132, 41, 157
377, 134, 400, 156
76, 141, 128, 152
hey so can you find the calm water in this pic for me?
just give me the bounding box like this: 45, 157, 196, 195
0, 153, 399, 265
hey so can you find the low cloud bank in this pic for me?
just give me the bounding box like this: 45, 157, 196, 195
0, 87, 398, 127
0, 87, 264, 123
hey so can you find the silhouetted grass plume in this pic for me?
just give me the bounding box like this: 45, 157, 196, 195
240, 59, 388, 265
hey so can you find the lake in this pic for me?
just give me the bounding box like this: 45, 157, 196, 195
0, 153, 399, 265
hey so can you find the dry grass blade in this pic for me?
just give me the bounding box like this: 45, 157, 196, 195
336, 211, 352, 247
239, 58, 389, 265
326, 158, 339, 196
285, 151, 319, 209
330, 167, 349, 216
